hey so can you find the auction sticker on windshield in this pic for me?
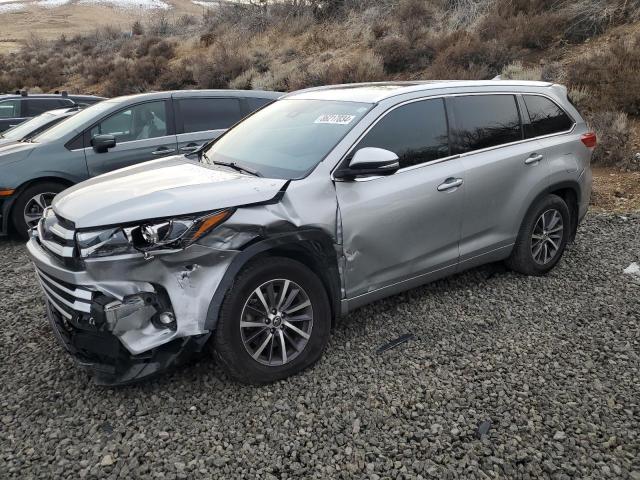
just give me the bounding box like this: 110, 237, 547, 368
314, 114, 356, 125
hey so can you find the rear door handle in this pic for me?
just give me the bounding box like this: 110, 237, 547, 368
179, 144, 200, 153
525, 153, 544, 165
437, 177, 464, 192
152, 147, 176, 155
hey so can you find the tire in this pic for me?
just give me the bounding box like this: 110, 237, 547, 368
211, 257, 331, 384
506, 194, 571, 276
11, 182, 67, 239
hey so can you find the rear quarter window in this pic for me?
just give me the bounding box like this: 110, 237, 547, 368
523, 95, 574, 138
245, 97, 274, 113
451, 95, 522, 154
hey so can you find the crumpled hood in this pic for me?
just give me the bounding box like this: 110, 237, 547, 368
0, 142, 36, 167
53, 156, 288, 228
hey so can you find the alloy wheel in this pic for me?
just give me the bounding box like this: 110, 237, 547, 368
23, 192, 56, 228
240, 279, 314, 366
531, 208, 564, 265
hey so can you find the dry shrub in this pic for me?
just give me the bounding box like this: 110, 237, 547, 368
444, 0, 497, 29
103, 60, 141, 96
500, 61, 542, 81
428, 31, 516, 79
158, 60, 196, 90
394, 0, 435, 43
565, 34, 640, 116
131, 20, 144, 36
559, 0, 640, 42
479, 12, 565, 50
374, 35, 411, 73
320, 51, 385, 86
374, 35, 435, 74
193, 44, 251, 89
588, 111, 636, 169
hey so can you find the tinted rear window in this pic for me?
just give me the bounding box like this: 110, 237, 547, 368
523, 95, 574, 138
27, 98, 73, 115
179, 98, 242, 133
452, 95, 522, 153
354, 98, 450, 169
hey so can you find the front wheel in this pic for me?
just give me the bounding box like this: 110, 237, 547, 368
11, 182, 67, 239
211, 257, 331, 384
506, 194, 571, 276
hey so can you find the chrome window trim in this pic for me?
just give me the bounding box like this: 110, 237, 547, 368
331, 90, 577, 182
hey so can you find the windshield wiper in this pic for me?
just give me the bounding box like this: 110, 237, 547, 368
200, 151, 261, 177
213, 160, 262, 177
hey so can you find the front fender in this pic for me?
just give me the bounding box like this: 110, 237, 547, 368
203, 229, 341, 332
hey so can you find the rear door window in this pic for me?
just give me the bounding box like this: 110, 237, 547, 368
451, 95, 522, 153
0, 99, 21, 118
353, 98, 450, 169
523, 95, 574, 138
178, 98, 242, 133
26, 98, 73, 116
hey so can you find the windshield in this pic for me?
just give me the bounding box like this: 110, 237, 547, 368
2, 111, 65, 140
32, 101, 112, 143
202, 99, 372, 179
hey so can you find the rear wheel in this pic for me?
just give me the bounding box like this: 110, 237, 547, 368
11, 182, 66, 239
506, 194, 570, 276
212, 257, 331, 384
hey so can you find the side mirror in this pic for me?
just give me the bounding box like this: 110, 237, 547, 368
334, 147, 400, 180
91, 134, 116, 153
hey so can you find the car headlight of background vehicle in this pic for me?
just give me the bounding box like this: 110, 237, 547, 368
76, 209, 234, 258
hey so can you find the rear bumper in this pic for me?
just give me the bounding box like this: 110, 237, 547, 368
578, 167, 592, 223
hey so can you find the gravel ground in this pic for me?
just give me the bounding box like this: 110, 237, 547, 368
1, 213, 639, 480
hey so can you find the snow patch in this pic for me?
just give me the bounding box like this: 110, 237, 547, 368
78, 0, 171, 10
623, 262, 640, 276
36, 0, 71, 6
0, 2, 25, 12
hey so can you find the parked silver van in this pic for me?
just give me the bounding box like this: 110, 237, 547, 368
27, 81, 594, 385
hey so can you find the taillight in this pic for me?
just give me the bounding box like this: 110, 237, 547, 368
581, 132, 597, 149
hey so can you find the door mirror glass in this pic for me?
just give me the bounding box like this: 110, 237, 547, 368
91, 134, 116, 153
335, 147, 400, 179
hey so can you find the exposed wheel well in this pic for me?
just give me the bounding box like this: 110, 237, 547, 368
251, 242, 341, 327
15, 177, 74, 195
549, 187, 579, 241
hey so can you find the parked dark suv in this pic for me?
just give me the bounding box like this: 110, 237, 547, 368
0, 89, 281, 238
0, 92, 105, 132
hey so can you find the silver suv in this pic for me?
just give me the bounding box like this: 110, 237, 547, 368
27, 81, 594, 385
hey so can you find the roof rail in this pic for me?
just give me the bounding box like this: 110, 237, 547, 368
20, 90, 28, 97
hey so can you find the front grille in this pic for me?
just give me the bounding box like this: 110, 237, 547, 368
34, 267, 93, 321
36, 210, 82, 270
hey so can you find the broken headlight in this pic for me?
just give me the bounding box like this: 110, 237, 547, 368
76, 209, 234, 258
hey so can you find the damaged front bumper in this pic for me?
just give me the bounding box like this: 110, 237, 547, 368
27, 236, 239, 385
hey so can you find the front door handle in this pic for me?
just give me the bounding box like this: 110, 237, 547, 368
437, 177, 464, 192
525, 153, 544, 165
152, 147, 176, 155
